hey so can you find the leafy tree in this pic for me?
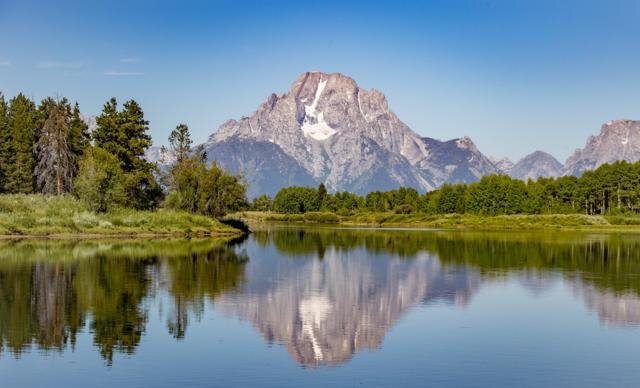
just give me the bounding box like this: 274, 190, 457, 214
164, 126, 247, 217
251, 194, 273, 211
7, 94, 37, 193
198, 163, 247, 217
273, 186, 319, 213
74, 147, 126, 212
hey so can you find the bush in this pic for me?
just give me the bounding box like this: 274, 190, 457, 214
74, 147, 126, 212
273, 186, 319, 214
394, 204, 414, 214
163, 155, 247, 218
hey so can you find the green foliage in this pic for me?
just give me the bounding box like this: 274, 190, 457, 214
0, 238, 246, 361
68, 102, 90, 165
0, 194, 239, 236
0, 94, 11, 192
7, 94, 37, 193
74, 147, 127, 212
168, 123, 192, 163
465, 175, 527, 215
272, 186, 320, 213
93, 98, 161, 209
268, 160, 640, 218
164, 151, 247, 218
251, 194, 273, 211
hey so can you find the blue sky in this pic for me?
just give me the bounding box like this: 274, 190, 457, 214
0, 0, 639, 161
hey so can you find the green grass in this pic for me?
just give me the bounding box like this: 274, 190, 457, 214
235, 210, 640, 231
0, 194, 241, 237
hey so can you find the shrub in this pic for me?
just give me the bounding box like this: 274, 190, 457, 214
74, 147, 126, 212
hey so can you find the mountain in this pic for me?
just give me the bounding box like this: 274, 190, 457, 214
489, 156, 514, 174
203, 71, 497, 197
509, 151, 563, 180
144, 146, 175, 165
81, 115, 97, 134
564, 120, 640, 176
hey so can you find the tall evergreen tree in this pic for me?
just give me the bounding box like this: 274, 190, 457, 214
168, 123, 192, 164
35, 100, 74, 195
93, 97, 120, 159
8, 94, 37, 193
0, 94, 12, 192
93, 98, 161, 209
68, 102, 90, 172
94, 98, 152, 172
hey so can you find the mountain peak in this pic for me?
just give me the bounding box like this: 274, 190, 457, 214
204, 71, 496, 196
564, 119, 640, 176
509, 150, 563, 180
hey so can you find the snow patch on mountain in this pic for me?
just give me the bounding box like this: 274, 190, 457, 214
301, 78, 336, 140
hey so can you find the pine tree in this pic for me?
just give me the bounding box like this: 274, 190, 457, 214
8, 94, 37, 193
93, 97, 120, 161
169, 123, 192, 163
93, 98, 161, 209
94, 98, 152, 172
35, 100, 74, 195
0, 94, 12, 192
68, 102, 90, 172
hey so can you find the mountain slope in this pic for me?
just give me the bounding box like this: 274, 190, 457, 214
564, 120, 640, 176
204, 137, 317, 198
509, 151, 563, 180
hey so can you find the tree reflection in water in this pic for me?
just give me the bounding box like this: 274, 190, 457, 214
0, 238, 248, 364
0, 229, 639, 366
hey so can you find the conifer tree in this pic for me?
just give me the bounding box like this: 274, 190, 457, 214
169, 123, 192, 163
8, 94, 36, 193
0, 94, 12, 192
35, 100, 74, 194
93, 98, 161, 209
68, 102, 90, 171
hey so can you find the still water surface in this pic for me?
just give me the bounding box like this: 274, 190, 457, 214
1, 227, 640, 387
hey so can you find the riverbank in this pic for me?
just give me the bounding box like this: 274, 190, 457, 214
0, 195, 242, 237
236, 211, 640, 231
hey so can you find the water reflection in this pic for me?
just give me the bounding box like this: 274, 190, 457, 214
0, 229, 639, 366
216, 247, 478, 367
0, 238, 248, 364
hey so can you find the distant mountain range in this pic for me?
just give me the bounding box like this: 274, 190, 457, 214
145, 71, 640, 197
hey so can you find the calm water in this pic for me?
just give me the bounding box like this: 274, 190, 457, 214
1, 228, 640, 387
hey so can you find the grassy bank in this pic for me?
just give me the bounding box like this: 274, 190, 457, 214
236, 211, 640, 231
0, 194, 242, 237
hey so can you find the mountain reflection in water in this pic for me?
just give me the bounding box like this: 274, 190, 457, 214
0, 229, 639, 367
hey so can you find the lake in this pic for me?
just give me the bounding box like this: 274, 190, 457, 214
1, 227, 640, 387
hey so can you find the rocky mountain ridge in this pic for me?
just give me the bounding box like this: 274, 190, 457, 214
144, 72, 640, 196
202, 71, 497, 196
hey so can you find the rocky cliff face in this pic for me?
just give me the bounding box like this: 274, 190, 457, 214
509, 150, 563, 180
564, 120, 640, 176
204, 71, 497, 196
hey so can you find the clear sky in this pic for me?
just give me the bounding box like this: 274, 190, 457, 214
0, 0, 639, 162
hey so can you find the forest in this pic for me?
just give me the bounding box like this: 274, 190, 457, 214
259, 161, 640, 217
0, 93, 246, 219
1, 91, 638, 226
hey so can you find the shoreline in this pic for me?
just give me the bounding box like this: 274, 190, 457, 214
235, 211, 640, 233
0, 230, 243, 240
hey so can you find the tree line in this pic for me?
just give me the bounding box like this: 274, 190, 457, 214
255, 161, 640, 216
0, 93, 246, 216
